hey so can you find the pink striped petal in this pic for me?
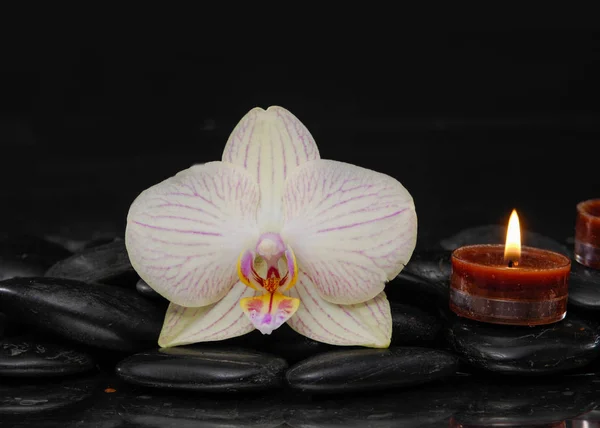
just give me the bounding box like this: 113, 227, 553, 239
125, 161, 260, 307
221, 106, 320, 230
282, 159, 417, 305
159, 282, 258, 347
286, 272, 392, 348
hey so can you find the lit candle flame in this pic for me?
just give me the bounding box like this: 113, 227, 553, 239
504, 209, 521, 266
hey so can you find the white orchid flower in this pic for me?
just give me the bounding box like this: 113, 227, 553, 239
125, 106, 417, 348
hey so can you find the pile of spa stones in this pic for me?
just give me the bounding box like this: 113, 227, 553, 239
1, 225, 600, 396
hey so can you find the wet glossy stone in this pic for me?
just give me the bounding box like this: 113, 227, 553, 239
452, 374, 599, 426
263, 304, 442, 364
135, 278, 164, 300
0, 313, 4, 338
446, 313, 600, 374
0, 336, 95, 377
0, 234, 72, 281
116, 346, 288, 392
0, 277, 164, 352
568, 261, 600, 310
390, 303, 441, 346
286, 347, 459, 393
263, 325, 340, 364
386, 272, 449, 308
440, 224, 570, 256
0, 374, 98, 415
44, 239, 138, 286
401, 249, 452, 285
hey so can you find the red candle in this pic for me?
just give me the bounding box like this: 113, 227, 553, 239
449, 210, 571, 326
575, 198, 600, 270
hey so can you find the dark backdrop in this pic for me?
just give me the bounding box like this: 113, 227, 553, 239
2, 28, 599, 250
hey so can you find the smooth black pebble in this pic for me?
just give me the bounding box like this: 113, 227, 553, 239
439, 224, 570, 256
391, 303, 441, 346
446, 313, 600, 375
262, 324, 340, 364
0, 234, 72, 281
568, 261, 600, 310
116, 346, 288, 392
0, 337, 95, 377
286, 347, 459, 393
0, 277, 164, 352
44, 239, 138, 286
401, 249, 452, 285
263, 303, 442, 364
136, 278, 164, 301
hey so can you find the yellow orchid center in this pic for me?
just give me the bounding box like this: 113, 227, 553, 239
236, 233, 300, 334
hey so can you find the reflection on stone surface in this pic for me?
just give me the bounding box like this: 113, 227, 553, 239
0, 371, 599, 427
0, 373, 99, 415
446, 313, 600, 375
451, 374, 599, 426
117, 379, 286, 428
44, 239, 138, 286
439, 224, 571, 257
136, 278, 165, 301
287, 381, 466, 427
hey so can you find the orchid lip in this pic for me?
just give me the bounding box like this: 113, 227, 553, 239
238, 233, 300, 334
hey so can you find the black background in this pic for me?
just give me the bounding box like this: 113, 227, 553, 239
2, 28, 599, 250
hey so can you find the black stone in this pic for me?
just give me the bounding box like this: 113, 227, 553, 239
261, 304, 442, 364
0, 374, 98, 415
44, 239, 138, 286
0, 336, 96, 377
116, 346, 288, 392
568, 261, 600, 310
439, 224, 571, 257
285, 347, 459, 393
452, 374, 599, 425
386, 272, 449, 307
401, 249, 452, 285
0, 234, 72, 281
0, 312, 4, 338
262, 325, 342, 364
390, 302, 441, 346
0, 277, 164, 352
136, 278, 164, 301
445, 313, 600, 375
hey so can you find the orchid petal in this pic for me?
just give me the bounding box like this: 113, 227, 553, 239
159, 282, 258, 347
240, 292, 300, 335
286, 272, 392, 348
281, 159, 417, 305
222, 106, 320, 230
125, 161, 260, 307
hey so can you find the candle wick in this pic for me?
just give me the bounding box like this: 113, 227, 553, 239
508, 260, 514, 268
